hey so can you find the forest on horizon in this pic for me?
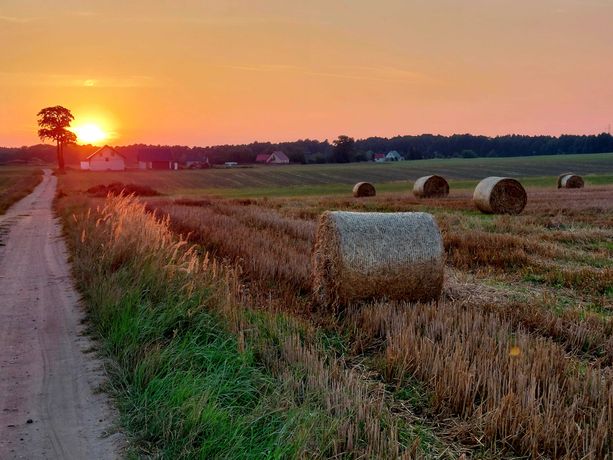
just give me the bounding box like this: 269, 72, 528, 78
2, 132, 613, 166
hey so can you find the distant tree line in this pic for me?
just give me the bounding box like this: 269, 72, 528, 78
2, 133, 612, 165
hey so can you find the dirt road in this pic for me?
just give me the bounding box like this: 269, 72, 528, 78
0, 170, 121, 459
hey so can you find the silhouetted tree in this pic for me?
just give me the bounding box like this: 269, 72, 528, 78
37, 106, 77, 171
332, 135, 355, 163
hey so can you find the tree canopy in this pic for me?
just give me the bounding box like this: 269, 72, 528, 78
37, 106, 77, 170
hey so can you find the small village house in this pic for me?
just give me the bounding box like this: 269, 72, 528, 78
373, 153, 386, 163
386, 151, 404, 161
255, 151, 290, 164
138, 150, 179, 170
80, 145, 126, 171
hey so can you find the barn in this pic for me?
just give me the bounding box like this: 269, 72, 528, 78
138, 151, 179, 170
80, 145, 126, 171
255, 151, 290, 165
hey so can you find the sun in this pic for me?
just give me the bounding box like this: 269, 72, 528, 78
71, 123, 108, 144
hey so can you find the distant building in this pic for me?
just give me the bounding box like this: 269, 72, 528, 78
138, 151, 179, 170
80, 145, 125, 171
386, 151, 403, 161
255, 151, 290, 165
374, 153, 386, 163
184, 153, 211, 169
224, 161, 238, 168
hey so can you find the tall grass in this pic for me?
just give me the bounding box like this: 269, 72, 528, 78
59, 194, 454, 459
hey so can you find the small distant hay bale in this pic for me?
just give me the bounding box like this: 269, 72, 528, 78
352, 182, 376, 197
312, 211, 444, 307
413, 175, 449, 198
473, 177, 527, 215
557, 173, 584, 189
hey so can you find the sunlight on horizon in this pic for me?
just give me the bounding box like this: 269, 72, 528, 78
70, 123, 109, 145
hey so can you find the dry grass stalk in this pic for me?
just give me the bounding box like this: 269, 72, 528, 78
312, 211, 444, 307
352, 182, 376, 198
155, 203, 312, 290
413, 175, 450, 198
346, 300, 613, 459
83, 194, 437, 459
473, 177, 527, 214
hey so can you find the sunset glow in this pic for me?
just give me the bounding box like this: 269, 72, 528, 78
71, 123, 108, 145
1, 1, 612, 147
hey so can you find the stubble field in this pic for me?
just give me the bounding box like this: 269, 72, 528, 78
56, 157, 613, 459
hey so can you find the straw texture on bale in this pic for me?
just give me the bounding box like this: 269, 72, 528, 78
352, 182, 376, 197
473, 177, 527, 215
312, 211, 444, 307
558, 173, 584, 189
413, 175, 449, 198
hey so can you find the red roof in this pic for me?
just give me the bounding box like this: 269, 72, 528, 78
374, 153, 386, 159
255, 153, 270, 162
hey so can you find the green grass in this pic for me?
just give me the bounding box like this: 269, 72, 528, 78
57, 194, 455, 458
59, 152, 613, 198
59, 197, 318, 458
0, 166, 43, 214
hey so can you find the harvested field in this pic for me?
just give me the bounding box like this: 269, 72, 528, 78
0, 166, 43, 214
57, 166, 613, 459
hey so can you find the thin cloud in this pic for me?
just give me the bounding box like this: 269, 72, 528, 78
0, 15, 38, 23
0, 72, 161, 88
216, 63, 438, 84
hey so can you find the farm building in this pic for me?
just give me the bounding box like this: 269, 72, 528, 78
184, 154, 211, 169
80, 145, 126, 171
386, 151, 404, 161
374, 153, 386, 163
138, 151, 179, 170
255, 151, 290, 164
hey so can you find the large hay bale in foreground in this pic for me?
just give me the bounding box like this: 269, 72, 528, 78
312, 211, 444, 307
558, 173, 584, 189
413, 175, 449, 198
352, 182, 376, 197
473, 177, 527, 215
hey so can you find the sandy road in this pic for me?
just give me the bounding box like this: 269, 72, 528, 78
0, 170, 121, 459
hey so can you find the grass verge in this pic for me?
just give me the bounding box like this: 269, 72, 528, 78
57, 193, 458, 459
0, 167, 43, 214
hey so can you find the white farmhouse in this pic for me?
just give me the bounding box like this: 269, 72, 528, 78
81, 145, 126, 171
385, 151, 404, 161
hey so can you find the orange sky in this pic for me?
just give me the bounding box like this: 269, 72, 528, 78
1, 0, 612, 147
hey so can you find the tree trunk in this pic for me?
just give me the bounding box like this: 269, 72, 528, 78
57, 140, 65, 171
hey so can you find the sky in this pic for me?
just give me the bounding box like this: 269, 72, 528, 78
1, 0, 612, 147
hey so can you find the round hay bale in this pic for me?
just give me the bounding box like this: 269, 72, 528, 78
312, 211, 444, 307
352, 182, 376, 197
413, 175, 449, 198
558, 173, 584, 189
473, 177, 527, 215
557, 172, 573, 188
